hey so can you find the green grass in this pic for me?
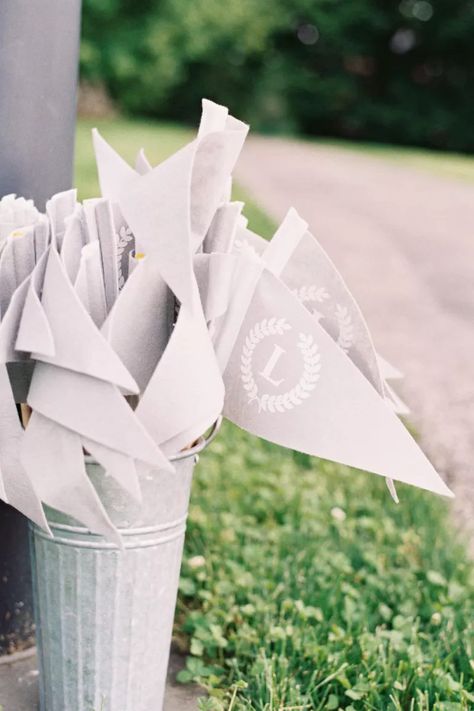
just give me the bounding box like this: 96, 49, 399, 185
75, 117, 474, 711
180, 424, 474, 710
310, 137, 474, 185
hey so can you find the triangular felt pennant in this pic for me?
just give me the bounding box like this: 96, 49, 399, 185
15, 250, 54, 359
194, 253, 236, 324
262, 208, 308, 277
190, 100, 248, 248
81, 437, 142, 504
74, 241, 108, 328
94, 100, 248, 308
0, 238, 19, 318
33, 215, 50, 263
28, 362, 172, 472
384, 381, 410, 416
46, 189, 77, 250
238, 208, 402, 500
82, 199, 102, 242
94, 199, 120, 313
21, 412, 121, 545
61, 203, 89, 284
93, 128, 138, 201
0, 194, 40, 246
95, 105, 236, 454
25, 248, 137, 394
0, 279, 33, 364
8, 226, 36, 286
101, 258, 172, 393
0, 365, 50, 531
136, 303, 225, 455
203, 202, 244, 255
113, 139, 198, 308
197, 99, 229, 138
236, 210, 385, 395
221, 263, 452, 498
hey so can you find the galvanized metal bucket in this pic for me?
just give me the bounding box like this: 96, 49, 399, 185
29, 419, 221, 711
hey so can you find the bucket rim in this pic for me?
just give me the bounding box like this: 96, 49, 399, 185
82, 415, 222, 466
169, 414, 222, 462
44, 512, 188, 538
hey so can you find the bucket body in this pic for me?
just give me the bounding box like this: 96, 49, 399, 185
30, 454, 196, 711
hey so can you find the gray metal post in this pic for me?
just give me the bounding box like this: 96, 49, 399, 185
0, 0, 82, 210
0, 0, 82, 654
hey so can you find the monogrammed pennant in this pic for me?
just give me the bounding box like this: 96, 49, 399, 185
234, 207, 411, 500
234, 209, 386, 395
221, 261, 452, 498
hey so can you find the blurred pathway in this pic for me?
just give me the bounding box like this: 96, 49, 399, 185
236, 136, 474, 547
0, 648, 201, 710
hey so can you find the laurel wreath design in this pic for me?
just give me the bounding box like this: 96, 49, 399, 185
292, 284, 330, 304
293, 284, 355, 355
116, 225, 134, 289
240, 317, 321, 413
335, 304, 354, 353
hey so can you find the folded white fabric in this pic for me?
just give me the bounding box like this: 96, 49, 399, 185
0, 99, 451, 544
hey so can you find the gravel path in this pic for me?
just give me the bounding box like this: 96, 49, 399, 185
236, 136, 474, 548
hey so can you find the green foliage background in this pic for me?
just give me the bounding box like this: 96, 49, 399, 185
80, 0, 474, 151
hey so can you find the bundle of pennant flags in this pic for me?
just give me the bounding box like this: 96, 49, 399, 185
0, 99, 452, 544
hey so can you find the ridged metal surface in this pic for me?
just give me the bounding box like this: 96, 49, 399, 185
30, 455, 195, 711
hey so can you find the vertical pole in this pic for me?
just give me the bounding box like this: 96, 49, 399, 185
0, 0, 82, 654
0, 0, 82, 209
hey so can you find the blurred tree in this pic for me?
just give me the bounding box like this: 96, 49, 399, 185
80, 0, 474, 151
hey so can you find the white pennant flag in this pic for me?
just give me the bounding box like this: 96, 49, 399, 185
234, 208, 409, 499
21, 412, 121, 546
219, 258, 452, 498
235, 209, 387, 396
236, 208, 409, 421
0, 365, 50, 531
0, 250, 50, 530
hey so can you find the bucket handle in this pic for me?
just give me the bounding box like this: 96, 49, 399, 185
170, 415, 223, 463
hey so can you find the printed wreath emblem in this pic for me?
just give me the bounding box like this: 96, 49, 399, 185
294, 284, 354, 354
240, 317, 321, 413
